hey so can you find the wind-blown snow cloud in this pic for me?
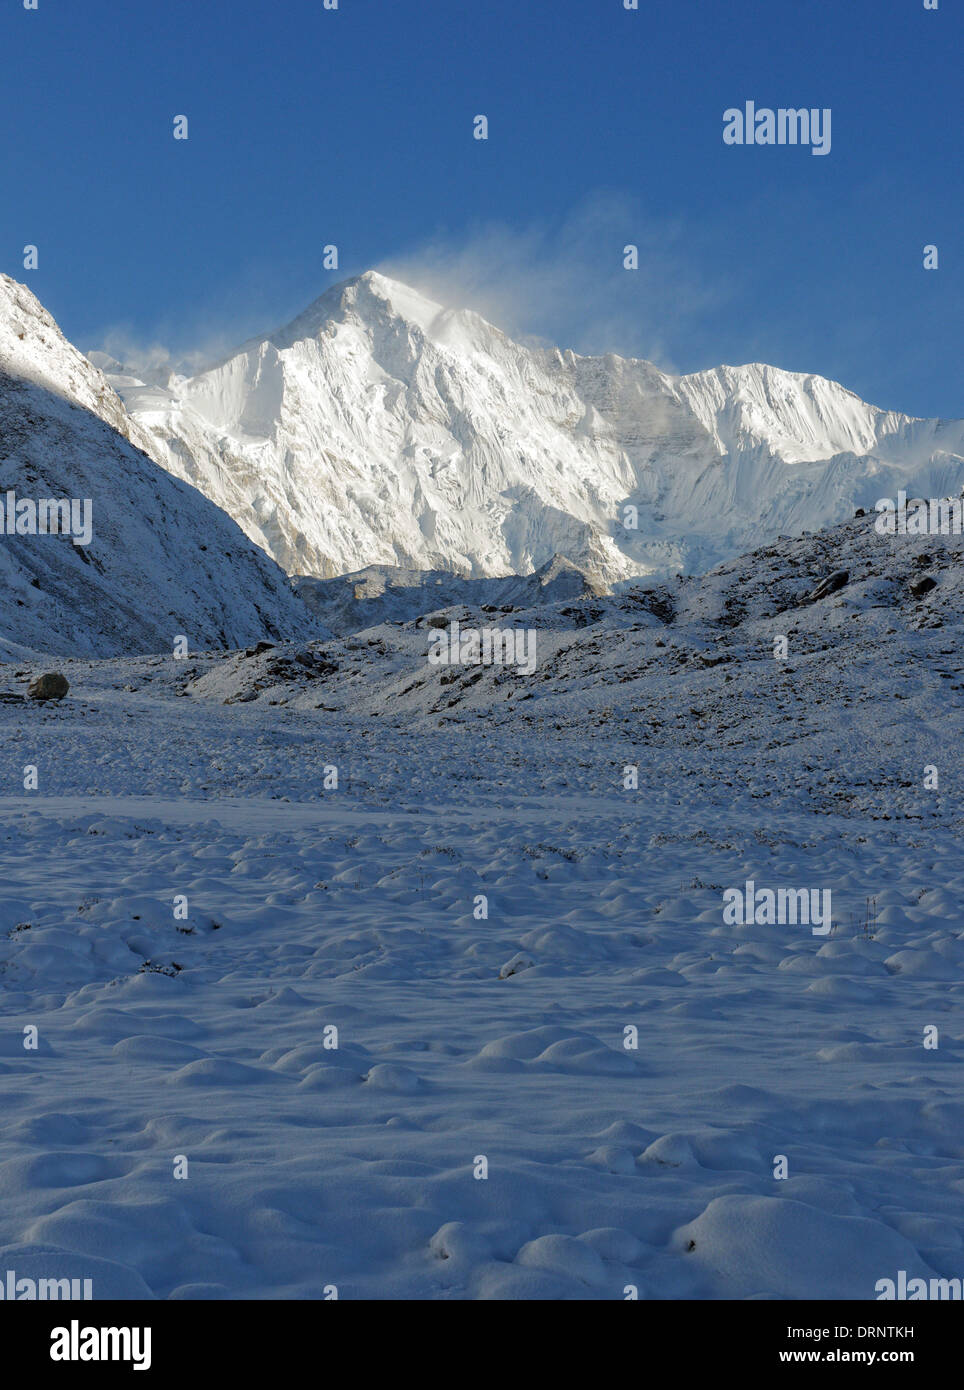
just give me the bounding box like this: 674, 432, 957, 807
377, 193, 729, 371
88, 195, 728, 379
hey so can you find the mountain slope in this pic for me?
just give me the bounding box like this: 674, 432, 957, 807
0, 275, 323, 658
98, 271, 964, 587
292, 552, 605, 636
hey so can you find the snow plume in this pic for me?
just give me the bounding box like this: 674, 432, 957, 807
89, 326, 257, 384
86, 261, 321, 381
376, 193, 725, 370
91, 332, 175, 382
87, 195, 721, 381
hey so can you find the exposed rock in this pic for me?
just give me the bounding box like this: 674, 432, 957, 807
499, 952, 536, 979
807, 570, 849, 603
27, 672, 69, 700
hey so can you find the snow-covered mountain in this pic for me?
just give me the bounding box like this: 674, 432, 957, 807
96, 270, 964, 587
0, 274, 322, 658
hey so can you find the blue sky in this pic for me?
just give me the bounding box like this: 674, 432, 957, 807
1, 0, 960, 416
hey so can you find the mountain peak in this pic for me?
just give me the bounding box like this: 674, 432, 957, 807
81, 269, 964, 590
348, 269, 448, 331
273, 270, 449, 349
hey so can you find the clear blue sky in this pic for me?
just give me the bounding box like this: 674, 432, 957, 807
1, 0, 960, 416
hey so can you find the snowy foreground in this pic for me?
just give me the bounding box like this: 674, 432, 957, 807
0, 515, 962, 1300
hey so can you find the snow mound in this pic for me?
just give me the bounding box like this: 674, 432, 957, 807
674, 1195, 938, 1300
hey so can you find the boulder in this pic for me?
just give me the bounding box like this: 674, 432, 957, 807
807, 570, 849, 603
27, 673, 69, 700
